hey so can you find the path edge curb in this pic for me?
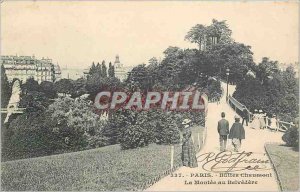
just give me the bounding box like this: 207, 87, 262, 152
264, 142, 283, 192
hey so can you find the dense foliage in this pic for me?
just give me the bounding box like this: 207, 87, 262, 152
1, 64, 11, 108
282, 127, 299, 148
233, 58, 299, 122
106, 109, 205, 150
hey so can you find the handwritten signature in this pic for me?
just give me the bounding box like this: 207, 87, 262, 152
197, 151, 274, 173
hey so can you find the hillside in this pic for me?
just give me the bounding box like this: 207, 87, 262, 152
2, 144, 183, 191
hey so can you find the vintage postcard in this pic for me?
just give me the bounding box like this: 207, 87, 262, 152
1, 0, 299, 191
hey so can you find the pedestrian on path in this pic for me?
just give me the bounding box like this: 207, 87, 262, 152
259, 109, 266, 129
250, 109, 260, 129
241, 108, 249, 126
229, 115, 245, 152
217, 112, 229, 151
268, 114, 279, 131
217, 93, 221, 105
181, 119, 198, 168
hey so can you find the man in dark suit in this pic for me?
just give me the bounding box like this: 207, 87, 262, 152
217, 112, 229, 151
242, 108, 249, 126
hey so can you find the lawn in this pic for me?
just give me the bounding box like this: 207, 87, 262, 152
265, 144, 299, 191
2, 143, 183, 191
2, 125, 204, 191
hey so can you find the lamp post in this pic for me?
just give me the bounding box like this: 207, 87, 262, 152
226, 68, 230, 102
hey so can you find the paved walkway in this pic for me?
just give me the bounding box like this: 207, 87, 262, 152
146, 82, 284, 191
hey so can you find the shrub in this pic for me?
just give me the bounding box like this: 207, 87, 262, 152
116, 109, 205, 150
119, 124, 152, 149
2, 112, 59, 161
282, 127, 299, 148
155, 115, 180, 145
206, 78, 222, 100
87, 135, 110, 148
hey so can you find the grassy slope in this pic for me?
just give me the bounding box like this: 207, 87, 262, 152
266, 144, 299, 191
1, 144, 183, 191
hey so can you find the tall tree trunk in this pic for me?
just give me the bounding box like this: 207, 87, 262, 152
199, 40, 202, 51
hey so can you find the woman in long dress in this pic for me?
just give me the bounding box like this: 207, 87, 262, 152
259, 110, 266, 129
268, 114, 278, 131
250, 109, 260, 129
181, 119, 198, 168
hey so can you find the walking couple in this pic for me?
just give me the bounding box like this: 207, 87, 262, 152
218, 112, 245, 152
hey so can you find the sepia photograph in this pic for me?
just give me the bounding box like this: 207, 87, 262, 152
0, 1, 299, 191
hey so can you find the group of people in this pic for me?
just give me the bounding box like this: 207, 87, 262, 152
218, 112, 245, 152
250, 109, 279, 131
250, 109, 267, 129
180, 113, 246, 168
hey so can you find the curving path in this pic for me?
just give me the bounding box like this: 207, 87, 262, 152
146, 82, 284, 191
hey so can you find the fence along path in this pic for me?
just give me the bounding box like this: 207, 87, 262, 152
227, 94, 295, 132
145, 81, 284, 191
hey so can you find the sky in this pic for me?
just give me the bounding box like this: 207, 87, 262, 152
1, 1, 299, 69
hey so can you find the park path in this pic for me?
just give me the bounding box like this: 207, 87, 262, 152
146, 82, 284, 191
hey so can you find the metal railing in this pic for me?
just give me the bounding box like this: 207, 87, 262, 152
227, 95, 246, 118
227, 95, 296, 132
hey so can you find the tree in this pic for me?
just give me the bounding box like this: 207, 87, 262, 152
234, 63, 299, 122
185, 24, 207, 51
54, 79, 74, 96
117, 110, 184, 149
3, 111, 57, 161
233, 76, 268, 112
21, 77, 40, 94
96, 62, 102, 76
206, 78, 222, 100
126, 64, 149, 91
89, 62, 97, 75
155, 47, 186, 90
147, 57, 160, 87
282, 66, 298, 96
206, 19, 232, 45
185, 19, 232, 51
47, 97, 103, 149
101, 61, 107, 77
19, 91, 51, 113
72, 77, 88, 98
206, 42, 255, 83
256, 57, 279, 84
118, 110, 156, 149
86, 73, 102, 100
1, 64, 11, 108
108, 62, 115, 77
148, 57, 159, 67
39, 81, 57, 99
154, 112, 180, 145
86, 72, 121, 101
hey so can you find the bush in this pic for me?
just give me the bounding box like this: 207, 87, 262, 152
116, 110, 184, 149
119, 124, 152, 149
87, 135, 110, 148
282, 127, 299, 148
155, 115, 180, 145
206, 78, 222, 100
2, 112, 59, 161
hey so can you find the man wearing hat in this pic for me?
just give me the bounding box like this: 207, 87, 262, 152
229, 115, 245, 152
241, 108, 249, 126
217, 112, 229, 151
